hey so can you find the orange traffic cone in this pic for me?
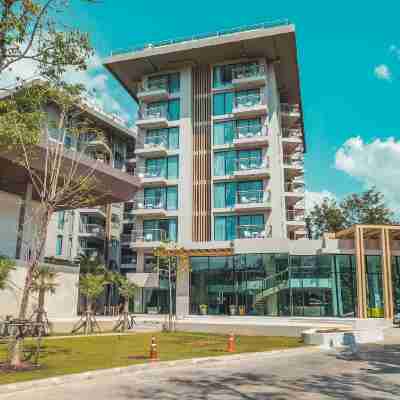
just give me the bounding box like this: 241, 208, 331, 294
227, 333, 235, 353
149, 336, 159, 361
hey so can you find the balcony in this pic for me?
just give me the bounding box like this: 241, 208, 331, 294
283, 155, 304, 177
131, 196, 168, 217
137, 77, 169, 102
232, 94, 267, 118
280, 103, 301, 123
124, 229, 168, 249
79, 206, 107, 219
135, 134, 169, 157
284, 182, 305, 207
79, 224, 105, 239
234, 157, 270, 179
234, 189, 271, 212
281, 128, 303, 153
232, 64, 266, 89
233, 124, 269, 148
136, 106, 168, 129
135, 166, 169, 186
286, 210, 306, 228
237, 224, 272, 239
120, 256, 137, 271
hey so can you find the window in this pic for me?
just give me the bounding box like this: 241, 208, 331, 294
145, 158, 166, 177
213, 182, 236, 208
237, 180, 263, 204
213, 120, 234, 145
56, 235, 63, 256
213, 92, 233, 116
147, 72, 180, 93
143, 219, 178, 242
213, 64, 234, 88
57, 211, 65, 230
68, 238, 73, 258
168, 73, 180, 93
114, 151, 124, 170
166, 186, 178, 210
213, 151, 236, 176
214, 214, 265, 241
167, 156, 179, 179
214, 216, 236, 241
168, 99, 180, 120
237, 149, 262, 170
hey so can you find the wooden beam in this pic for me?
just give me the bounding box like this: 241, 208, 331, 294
335, 225, 356, 239
355, 226, 368, 318
382, 227, 394, 320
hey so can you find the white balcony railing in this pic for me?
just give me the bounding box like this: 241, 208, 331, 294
79, 224, 105, 237
140, 77, 168, 92
282, 128, 303, 139
143, 134, 168, 148
135, 165, 165, 179
234, 93, 262, 109
138, 106, 168, 120
133, 196, 166, 210
236, 156, 269, 171
236, 124, 264, 139
126, 229, 167, 243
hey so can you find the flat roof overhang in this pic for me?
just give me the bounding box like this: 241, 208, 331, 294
0, 145, 141, 208
103, 24, 306, 151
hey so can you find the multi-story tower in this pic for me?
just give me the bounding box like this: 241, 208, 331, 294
45, 99, 137, 272
105, 21, 307, 315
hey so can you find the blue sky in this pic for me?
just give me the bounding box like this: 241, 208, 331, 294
65, 0, 400, 211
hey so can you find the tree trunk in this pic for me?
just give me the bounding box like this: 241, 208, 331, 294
123, 298, 129, 332
85, 298, 92, 335
37, 289, 45, 323
9, 207, 53, 368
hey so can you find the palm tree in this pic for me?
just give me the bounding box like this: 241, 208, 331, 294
0, 256, 15, 291
72, 273, 108, 334
113, 274, 138, 332
30, 265, 59, 334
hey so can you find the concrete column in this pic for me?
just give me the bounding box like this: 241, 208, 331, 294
136, 250, 145, 273
176, 257, 190, 317
266, 62, 285, 239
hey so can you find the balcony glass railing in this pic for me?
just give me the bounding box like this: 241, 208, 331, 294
138, 106, 167, 120
236, 190, 269, 204
134, 196, 165, 210
236, 124, 264, 139
286, 210, 305, 222
136, 165, 165, 179
237, 224, 270, 239
144, 134, 168, 148
232, 64, 266, 80
141, 77, 168, 92
234, 94, 262, 109
131, 229, 167, 242
236, 156, 268, 171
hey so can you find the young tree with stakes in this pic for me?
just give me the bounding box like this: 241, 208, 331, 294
113, 274, 138, 332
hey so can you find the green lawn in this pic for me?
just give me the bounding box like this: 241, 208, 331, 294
0, 332, 304, 385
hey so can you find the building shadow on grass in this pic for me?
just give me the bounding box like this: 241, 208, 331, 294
117, 344, 400, 400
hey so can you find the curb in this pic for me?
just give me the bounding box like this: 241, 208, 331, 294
0, 346, 319, 395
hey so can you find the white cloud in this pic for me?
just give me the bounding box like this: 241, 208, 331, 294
0, 50, 132, 125
305, 190, 337, 213
374, 64, 392, 81
335, 136, 400, 212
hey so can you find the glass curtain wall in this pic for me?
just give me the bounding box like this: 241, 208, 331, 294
392, 256, 400, 316
366, 255, 384, 318
190, 254, 358, 317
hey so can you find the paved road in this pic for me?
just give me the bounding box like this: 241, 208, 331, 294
2, 340, 400, 400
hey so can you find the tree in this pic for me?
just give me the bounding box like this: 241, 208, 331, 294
0, 0, 94, 83
113, 274, 137, 332
1, 81, 108, 368
30, 265, 58, 333
0, 255, 15, 291
308, 188, 396, 238
72, 273, 108, 335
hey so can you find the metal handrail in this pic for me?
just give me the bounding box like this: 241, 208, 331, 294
144, 134, 168, 148
232, 63, 266, 80
140, 77, 168, 92
236, 156, 268, 171
236, 124, 264, 139
234, 93, 262, 108
129, 229, 168, 242
79, 224, 105, 236
110, 19, 290, 56
261, 268, 290, 292
236, 190, 269, 204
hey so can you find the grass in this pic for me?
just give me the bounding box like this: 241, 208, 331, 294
0, 332, 304, 385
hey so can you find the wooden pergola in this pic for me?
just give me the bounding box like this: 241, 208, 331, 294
335, 224, 400, 319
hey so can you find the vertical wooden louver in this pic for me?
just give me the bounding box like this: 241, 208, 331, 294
192, 67, 212, 242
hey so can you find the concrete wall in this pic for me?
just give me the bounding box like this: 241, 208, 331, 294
0, 191, 21, 258
0, 262, 80, 319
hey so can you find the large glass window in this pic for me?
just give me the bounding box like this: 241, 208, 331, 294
213, 92, 233, 116
166, 186, 178, 210
143, 218, 178, 242
214, 214, 264, 241
213, 182, 236, 209
168, 99, 180, 121
57, 211, 65, 230
236, 118, 263, 138
145, 156, 179, 179
392, 256, 400, 316
145, 127, 179, 150
213, 64, 234, 88
235, 89, 261, 108
147, 72, 180, 93
56, 235, 63, 256
190, 254, 357, 317
237, 149, 262, 170
213, 150, 236, 176
213, 120, 234, 145
366, 255, 384, 318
